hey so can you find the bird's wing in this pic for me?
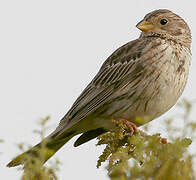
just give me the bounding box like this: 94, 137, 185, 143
58, 38, 149, 132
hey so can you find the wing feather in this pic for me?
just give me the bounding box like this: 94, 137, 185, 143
58, 38, 149, 130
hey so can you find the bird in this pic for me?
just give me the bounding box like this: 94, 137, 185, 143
7, 9, 191, 167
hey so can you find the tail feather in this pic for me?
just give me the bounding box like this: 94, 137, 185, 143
7, 131, 75, 167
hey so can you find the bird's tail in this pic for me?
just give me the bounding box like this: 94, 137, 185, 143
7, 130, 75, 167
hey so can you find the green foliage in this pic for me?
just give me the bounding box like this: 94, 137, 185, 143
16, 116, 61, 180
21, 158, 60, 180
97, 99, 196, 180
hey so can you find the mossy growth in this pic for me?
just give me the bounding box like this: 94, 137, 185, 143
96, 99, 196, 180
15, 116, 61, 180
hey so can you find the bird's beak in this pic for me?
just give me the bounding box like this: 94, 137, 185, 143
136, 21, 155, 32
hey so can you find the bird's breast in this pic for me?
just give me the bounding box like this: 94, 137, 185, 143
135, 41, 190, 123
105, 40, 191, 126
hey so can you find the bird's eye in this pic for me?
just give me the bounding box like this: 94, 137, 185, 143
160, 19, 168, 25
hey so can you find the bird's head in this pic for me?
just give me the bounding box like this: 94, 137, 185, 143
136, 9, 191, 48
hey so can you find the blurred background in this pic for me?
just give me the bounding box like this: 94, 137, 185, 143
0, 0, 195, 179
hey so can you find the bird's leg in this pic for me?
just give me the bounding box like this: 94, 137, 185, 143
114, 118, 140, 136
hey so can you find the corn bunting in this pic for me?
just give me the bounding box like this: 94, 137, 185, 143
7, 9, 191, 167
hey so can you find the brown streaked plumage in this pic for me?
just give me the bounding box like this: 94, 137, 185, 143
7, 9, 191, 167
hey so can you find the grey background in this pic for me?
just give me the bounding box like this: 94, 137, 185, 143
0, 0, 196, 179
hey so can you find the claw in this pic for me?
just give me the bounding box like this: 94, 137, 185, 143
115, 118, 139, 136
158, 137, 168, 144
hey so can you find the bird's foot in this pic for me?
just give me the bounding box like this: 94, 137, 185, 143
158, 137, 168, 144
114, 118, 140, 136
